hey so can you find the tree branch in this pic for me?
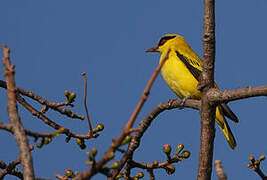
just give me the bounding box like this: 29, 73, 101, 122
15, 94, 97, 140
0, 145, 34, 179
3, 45, 34, 180
0, 160, 23, 179
206, 86, 267, 104
110, 98, 200, 179
214, 160, 227, 180
0, 80, 84, 120
2, 44, 35, 180
197, 0, 216, 180
0, 122, 55, 139
248, 155, 267, 180
81, 72, 93, 136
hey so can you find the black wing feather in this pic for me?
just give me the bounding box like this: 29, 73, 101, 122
176, 51, 201, 81
220, 103, 239, 123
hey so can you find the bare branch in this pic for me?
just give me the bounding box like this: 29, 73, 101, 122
81, 72, 93, 136
0, 161, 23, 179
2, 44, 35, 179
0, 80, 84, 120
207, 86, 267, 104
248, 155, 267, 180
214, 160, 227, 180
16, 94, 97, 140
0, 122, 55, 138
0, 145, 34, 179
147, 169, 155, 180
125, 48, 171, 130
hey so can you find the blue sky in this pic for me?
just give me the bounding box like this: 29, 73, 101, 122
0, 1, 267, 179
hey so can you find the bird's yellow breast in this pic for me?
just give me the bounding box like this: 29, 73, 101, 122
160, 50, 201, 99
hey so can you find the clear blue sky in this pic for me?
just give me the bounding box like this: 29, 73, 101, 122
1, 1, 267, 179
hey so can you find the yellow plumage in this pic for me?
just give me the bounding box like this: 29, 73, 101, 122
146, 34, 238, 149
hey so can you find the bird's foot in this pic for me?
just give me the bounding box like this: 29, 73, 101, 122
167, 98, 177, 107
180, 95, 193, 108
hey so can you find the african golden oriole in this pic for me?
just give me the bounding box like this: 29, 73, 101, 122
146, 34, 238, 149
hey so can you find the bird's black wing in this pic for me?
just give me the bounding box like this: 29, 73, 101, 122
176, 51, 239, 123
176, 51, 201, 81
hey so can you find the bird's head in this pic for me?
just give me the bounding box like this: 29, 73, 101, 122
146, 34, 186, 54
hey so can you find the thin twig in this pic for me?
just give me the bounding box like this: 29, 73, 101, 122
55, 174, 68, 180
214, 160, 227, 180
0, 159, 49, 180
0, 80, 84, 120
2, 44, 35, 180
81, 72, 93, 136
16, 94, 98, 140
128, 158, 182, 170
8, 145, 33, 168
0, 122, 55, 138
124, 162, 131, 178
248, 155, 267, 180
125, 48, 171, 130
0, 166, 23, 179
147, 169, 155, 180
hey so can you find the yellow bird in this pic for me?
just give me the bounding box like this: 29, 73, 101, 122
146, 34, 238, 149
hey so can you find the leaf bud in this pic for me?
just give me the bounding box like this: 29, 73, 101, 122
163, 144, 172, 154
180, 151, 190, 159
165, 164, 175, 175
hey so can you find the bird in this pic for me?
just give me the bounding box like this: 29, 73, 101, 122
146, 34, 238, 149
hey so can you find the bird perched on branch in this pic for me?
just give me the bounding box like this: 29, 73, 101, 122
146, 34, 238, 149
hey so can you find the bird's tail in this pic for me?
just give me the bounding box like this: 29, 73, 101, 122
216, 106, 237, 149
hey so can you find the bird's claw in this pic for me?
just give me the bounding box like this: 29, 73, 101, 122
180, 95, 193, 108
167, 99, 176, 107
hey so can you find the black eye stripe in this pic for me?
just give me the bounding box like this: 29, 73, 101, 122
158, 36, 176, 46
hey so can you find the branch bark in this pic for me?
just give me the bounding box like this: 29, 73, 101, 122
214, 160, 227, 180
206, 86, 267, 104
197, 0, 216, 180
2, 44, 35, 179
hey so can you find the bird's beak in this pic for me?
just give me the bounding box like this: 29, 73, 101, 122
145, 46, 159, 53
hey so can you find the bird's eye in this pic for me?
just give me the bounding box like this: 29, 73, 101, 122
158, 36, 176, 46
158, 39, 167, 46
